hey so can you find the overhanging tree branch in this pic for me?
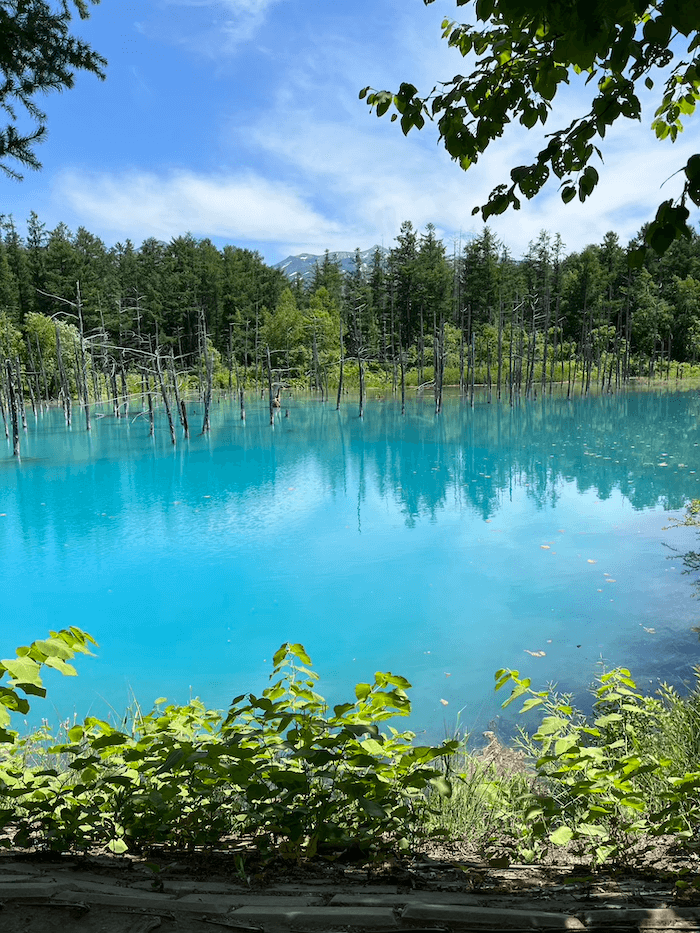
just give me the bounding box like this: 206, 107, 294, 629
361, 0, 700, 262
0, 0, 106, 178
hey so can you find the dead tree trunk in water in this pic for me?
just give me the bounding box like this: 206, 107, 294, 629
200, 315, 213, 435
6, 361, 20, 458
169, 351, 189, 438
336, 320, 344, 411
34, 335, 50, 407
24, 349, 38, 417
147, 380, 155, 437
119, 355, 129, 418
358, 354, 365, 419
470, 332, 476, 409
14, 357, 27, 430
0, 387, 8, 439
75, 285, 91, 431
155, 351, 176, 445
435, 319, 445, 414
54, 323, 72, 426
266, 346, 275, 426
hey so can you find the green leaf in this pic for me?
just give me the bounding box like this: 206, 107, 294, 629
685, 154, 700, 182
550, 826, 573, 845
91, 733, 128, 749
360, 797, 388, 819
475, 0, 495, 21
32, 639, 74, 661
355, 683, 372, 701
1, 658, 42, 687
272, 644, 290, 667
289, 643, 312, 665
520, 697, 544, 712
43, 657, 77, 677
16, 683, 46, 698
108, 838, 128, 854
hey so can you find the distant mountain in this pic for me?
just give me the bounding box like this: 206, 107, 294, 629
274, 246, 388, 281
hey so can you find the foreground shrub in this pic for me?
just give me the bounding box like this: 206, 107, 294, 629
494, 666, 700, 866
1, 637, 457, 857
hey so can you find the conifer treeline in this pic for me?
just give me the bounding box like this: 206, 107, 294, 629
1, 212, 700, 403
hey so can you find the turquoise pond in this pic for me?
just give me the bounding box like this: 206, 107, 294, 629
3, 388, 700, 742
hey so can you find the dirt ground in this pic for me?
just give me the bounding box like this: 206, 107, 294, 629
2, 840, 700, 932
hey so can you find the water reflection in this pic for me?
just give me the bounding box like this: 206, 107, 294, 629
1, 388, 700, 741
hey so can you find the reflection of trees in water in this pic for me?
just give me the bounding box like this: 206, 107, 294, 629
665, 501, 700, 633
284, 391, 700, 523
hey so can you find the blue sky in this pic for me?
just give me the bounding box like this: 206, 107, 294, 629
3, 0, 698, 264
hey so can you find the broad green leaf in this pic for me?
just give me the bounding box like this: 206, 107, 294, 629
360, 797, 388, 819
91, 733, 128, 750
44, 657, 77, 677
577, 823, 608, 838
550, 826, 573, 845
272, 644, 290, 667
1, 658, 42, 687
32, 639, 74, 661
108, 839, 128, 854
520, 697, 544, 712
289, 643, 312, 665
16, 683, 46, 698
355, 683, 372, 701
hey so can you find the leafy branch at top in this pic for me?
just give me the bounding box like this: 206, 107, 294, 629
0, 0, 106, 178
360, 0, 700, 264
0, 626, 97, 743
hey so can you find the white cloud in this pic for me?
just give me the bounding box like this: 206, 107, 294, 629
49, 1, 699, 263
145, 0, 287, 55
54, 168, 342, 249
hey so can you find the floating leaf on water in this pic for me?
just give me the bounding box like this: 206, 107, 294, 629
541, 545, 550, 549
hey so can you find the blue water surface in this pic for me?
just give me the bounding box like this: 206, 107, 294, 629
2, 388, 700, 742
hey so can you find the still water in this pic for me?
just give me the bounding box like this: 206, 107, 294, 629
2, 389, 700, 741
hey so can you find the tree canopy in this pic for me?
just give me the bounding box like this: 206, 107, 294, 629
361, 0, 700, 261
0, 0, 106, 178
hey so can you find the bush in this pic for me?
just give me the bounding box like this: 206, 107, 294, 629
1, 636, 457, 857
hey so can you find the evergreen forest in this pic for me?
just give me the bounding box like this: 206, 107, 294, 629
2, 212, 700, 436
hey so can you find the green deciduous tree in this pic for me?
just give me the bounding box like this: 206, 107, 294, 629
361, 0, 700, 260
0, 0, 106, 178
